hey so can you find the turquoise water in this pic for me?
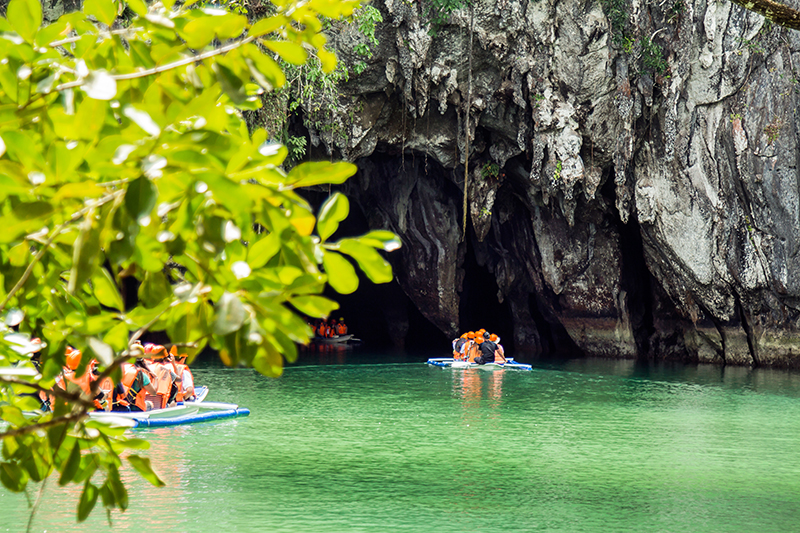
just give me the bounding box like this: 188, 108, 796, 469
4, 352, 800, 532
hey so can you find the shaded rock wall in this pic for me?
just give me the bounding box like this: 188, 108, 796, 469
305, 0, 800, 366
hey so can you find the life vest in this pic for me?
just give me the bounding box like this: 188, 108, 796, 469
494, 345, 506, 365
466, 341, 479, 363
176, 363, 195, 398
121, 363, 148, 411
337, 323, 347, 335
318, 323, 326, 337
57, 368, 101, 409
145, 360, 177, 409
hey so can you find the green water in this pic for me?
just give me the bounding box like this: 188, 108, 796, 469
4, 353, 800, 532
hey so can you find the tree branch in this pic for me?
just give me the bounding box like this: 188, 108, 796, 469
0, 377, 94, 409
731, 0, 800, 30
54, 35, 257, 93
0, 412, 87, 440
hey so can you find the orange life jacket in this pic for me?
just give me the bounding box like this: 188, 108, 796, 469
337, 323, 347, 335
318, 323, 326, 337
466, 342, 479, 363
494, 345, 506, 365
56, 368, 102, 409
121, 363, 148, 411
174, 363, 195, 398
145, 360, 177, 409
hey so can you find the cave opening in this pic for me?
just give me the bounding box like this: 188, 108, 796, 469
302, 184, 449, 353
599, 170, 656, 357
458, 232, 515, 343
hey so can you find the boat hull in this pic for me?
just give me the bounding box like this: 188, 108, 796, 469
89, 386, 250, 428
426, 357, 533, 371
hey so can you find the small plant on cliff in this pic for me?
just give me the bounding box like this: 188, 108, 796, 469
423, 0, 470, 36
552, 160, 563, 184
481, 161, 500, 180
765, 117, 784, 145
352, 5, 383, 75
640, 36, 668, 75
599, 0, 631, 47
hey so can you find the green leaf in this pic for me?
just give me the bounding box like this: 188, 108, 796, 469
252, 343, 283, 377
93, 268, 124, 312
213, 292, 246, 336
287, 295, 338, 318
0, 462, 27, 492
125, 176, 157, 224
354, 230, 403, 252
58, 442, 82, 486
87, 337, 115, 366
317, 192, 349, 242
78, 481, 99, 522
6, 0, 42, 42
322, 251, 359, 294
212, 62, 246, 105
318, 48, 337, 74
336, 239, 393, 283
103, 321, 130, 352
127, 455, 165, 487
247, 232, 280, 269
248, 15, 286, 38
84, 0, 118, 26
125, 0, 148, 16
264, 41, 308, 65
287, 161, 357, 188
68, 216, 102, 294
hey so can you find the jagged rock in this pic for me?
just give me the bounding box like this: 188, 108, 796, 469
314, 0, 800, 366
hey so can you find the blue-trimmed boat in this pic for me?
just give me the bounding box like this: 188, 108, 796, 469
89, 386, 250, 428
426, 357, 533, 371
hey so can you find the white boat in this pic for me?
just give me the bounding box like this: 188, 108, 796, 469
309, 334, 361, 345
426, 357, 533, 371
89, 386, 251, 428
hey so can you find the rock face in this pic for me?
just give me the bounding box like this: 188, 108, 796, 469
303, 0, 800, 366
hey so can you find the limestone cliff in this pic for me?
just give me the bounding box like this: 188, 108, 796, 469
299, 0, 800, 366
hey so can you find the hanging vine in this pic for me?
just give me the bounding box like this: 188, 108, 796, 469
461, 3, 474, 242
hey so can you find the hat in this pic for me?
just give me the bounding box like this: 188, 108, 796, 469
466, 332, 475, 339
475, 337, 484, 344
489, 334, 499, 342
65, 347, 82, 370
144, 343, 168, 359
483, 332, 490, 339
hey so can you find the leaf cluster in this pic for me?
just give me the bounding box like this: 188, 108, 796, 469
0, 0, 400, 522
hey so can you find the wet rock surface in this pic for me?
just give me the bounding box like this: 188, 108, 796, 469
308, 0, 800, 366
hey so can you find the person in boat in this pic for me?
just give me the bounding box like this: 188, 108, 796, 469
473, 332, 498, 365
452, 333, 468, 360
170, 346, 196, 401
337, 318, 347, 335
54, 347, 109, 410
118, 358, 158, 412
490, 334, 506, 364
143, 343, 182, 408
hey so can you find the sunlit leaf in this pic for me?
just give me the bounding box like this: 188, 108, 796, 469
127, 455, 165, 487
322, 251, 359, 294
213, 292, 245, 336
78, 481, 99, 522
287, 161, 356, 188
287, 295, 338, 318
6, 0, 41, 42
125, 176, 157, 224
317, 192, 349, 242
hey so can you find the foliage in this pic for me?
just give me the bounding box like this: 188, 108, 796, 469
423, 0, 469, 36
352, 5, 383, 74
0, 0, 401, 523
552, 160, 563, 184
765, 117, 784, 145
599, 0, 630, 47
640, 35, 668, 75
481, 162, 499, 180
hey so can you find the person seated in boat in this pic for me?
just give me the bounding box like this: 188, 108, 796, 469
337, 318, 348, 335
143, 343, 182, 408
317, 320, 329, 338
118, 358, 158, 412
465, 332, 480, 362
170, 346, 196, 401
453, 333, 468, 360
54, 347, 107, 410
490, 334, 506, 364
473, 333, 498, 365
330, 319, 339, 336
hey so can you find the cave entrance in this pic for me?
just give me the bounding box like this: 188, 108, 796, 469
458, 233, 514, 345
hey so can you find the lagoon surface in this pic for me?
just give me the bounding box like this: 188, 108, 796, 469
4, 350, 800, 532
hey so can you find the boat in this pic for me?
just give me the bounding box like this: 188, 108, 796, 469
89, 386, 251, 428
308, 334, 361, 345
426, 357, 533, 371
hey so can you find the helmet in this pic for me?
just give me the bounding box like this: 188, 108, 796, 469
466, 332, 475, 339
489, 334, 499, 342
475, 337, 484, 344
65, 347, 82, 370
144, 343, 168, 359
